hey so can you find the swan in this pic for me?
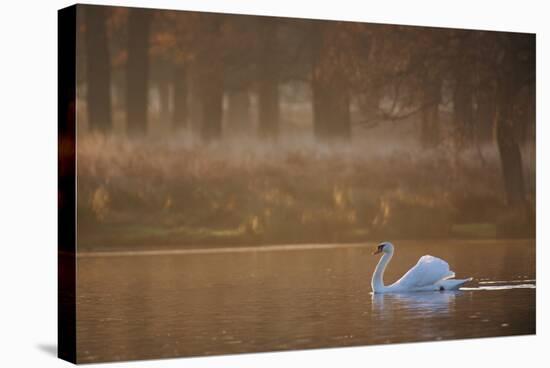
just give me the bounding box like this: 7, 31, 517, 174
371, 242, 472, 293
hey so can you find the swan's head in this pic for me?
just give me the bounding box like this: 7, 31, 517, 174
372, 241, 394, 255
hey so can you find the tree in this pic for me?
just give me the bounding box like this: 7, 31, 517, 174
258, 18, 281, 139
451, 34, 476, 149
473, 83, 497, 143
156, 57, 172, 127
149, 10, 201, 132
126, 8, 152, 136
420, 69, 442, 147
226, 87, 251, 135
311, 21, 352, 141
494, 33, 534, 208
453, 75, 475, 147
222, 15, 257, 136
84, 5, 112, 132
405, 28, 450, 148
172, 63, 188, 130
197, 14, 224, 141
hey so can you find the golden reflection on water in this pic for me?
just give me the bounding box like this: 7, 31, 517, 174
76, 239, 535, 363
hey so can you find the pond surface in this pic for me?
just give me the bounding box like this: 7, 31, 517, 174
76, 239, 535, 363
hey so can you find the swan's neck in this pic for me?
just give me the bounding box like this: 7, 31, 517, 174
372, 251, 393, 292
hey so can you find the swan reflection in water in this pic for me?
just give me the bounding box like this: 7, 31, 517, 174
369, 291, 461, 342
371, 290, 458, 319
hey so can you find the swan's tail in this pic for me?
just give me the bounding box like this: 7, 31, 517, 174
438, 277, 473, 290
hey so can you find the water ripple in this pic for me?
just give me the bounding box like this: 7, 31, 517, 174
460, 284, 536, 291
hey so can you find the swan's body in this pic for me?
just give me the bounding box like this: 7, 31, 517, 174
371, 242, 472, 293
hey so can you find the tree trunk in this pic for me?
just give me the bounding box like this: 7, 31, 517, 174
84, 5, 112, 133
420, 105, 439, 148
312, 24, 351, 142
475, 87, 496, 143
258, 19, 280, 139
198, 16, 224, 141
313, 77, 351, 141
227, 89, 251, 135
360, 36, 382, 122
420, 75, 441, 148
495, 51, 526, 207
172, 63, 188, 131
126, 9, 151, 136
187, 61, 202, 134
157, 78, 170, 128
453, 74, 474, 148
496, 87, 525, 207
360, 88, 381, 123
497, 131, 525, 207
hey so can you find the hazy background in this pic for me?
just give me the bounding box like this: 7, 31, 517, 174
75, 5, 535, 250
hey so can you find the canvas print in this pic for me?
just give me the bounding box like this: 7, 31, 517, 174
58, 4, 535, 364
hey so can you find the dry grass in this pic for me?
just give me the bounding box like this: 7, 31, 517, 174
76, 133, 534, 250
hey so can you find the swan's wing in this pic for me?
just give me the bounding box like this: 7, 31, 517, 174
394, 255, 455, 288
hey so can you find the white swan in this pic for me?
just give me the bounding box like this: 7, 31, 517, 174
371, 242, 472, 293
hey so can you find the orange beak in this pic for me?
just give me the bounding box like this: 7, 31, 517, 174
372, 248, 382, 255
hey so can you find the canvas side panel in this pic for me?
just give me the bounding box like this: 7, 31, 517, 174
58, 4, 77, 364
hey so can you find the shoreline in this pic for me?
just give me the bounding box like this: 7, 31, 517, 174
69, 238, 536, 258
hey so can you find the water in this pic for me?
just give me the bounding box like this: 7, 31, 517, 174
76, 239, 535, 363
